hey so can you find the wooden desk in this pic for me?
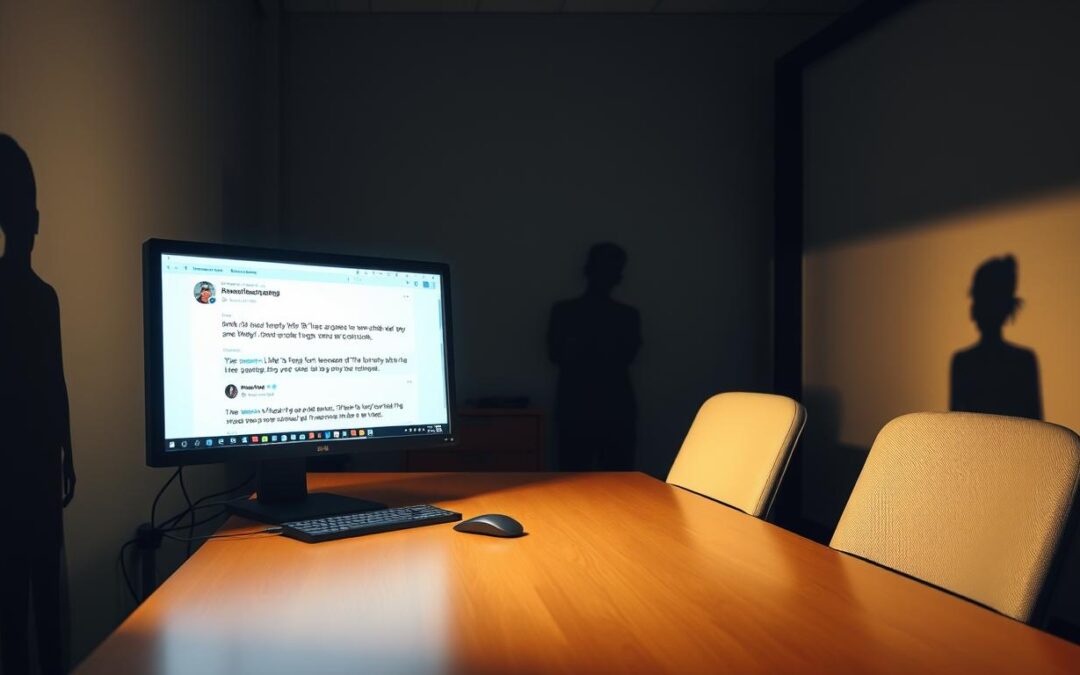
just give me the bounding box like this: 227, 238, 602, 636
78, 473, 1080, 674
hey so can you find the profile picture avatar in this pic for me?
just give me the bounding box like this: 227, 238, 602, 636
225, 384, 238, 399
194, 281, 215, 304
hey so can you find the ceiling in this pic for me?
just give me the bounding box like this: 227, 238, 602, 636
283, 0, 862, 14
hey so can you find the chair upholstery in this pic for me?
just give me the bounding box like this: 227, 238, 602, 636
667, 392, 806, 518
830, 412, 1080, 623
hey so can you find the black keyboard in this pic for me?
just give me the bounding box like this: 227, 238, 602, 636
281, 504, 462, 543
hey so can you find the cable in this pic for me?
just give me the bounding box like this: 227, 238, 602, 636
150, 468, 180, 529
119, 539, 138, 603
123, 467, 180, 608
158, 473, 255, 531
160, 526, 282, 543
159, 505, 231, 532
196, 472, 256, 504
158, 477, 254, 531
177, 467, 195, 556
159, 488, 261, 533
122, 469, 261, 607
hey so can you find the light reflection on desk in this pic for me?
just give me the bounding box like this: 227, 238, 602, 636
155, 538, 450, 675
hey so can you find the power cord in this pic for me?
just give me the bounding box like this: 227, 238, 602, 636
161, 526, 282, 543
177, 467, 196, 556
119, 470, 258, 604
149, 468, 180, 529
157, 478, 256, 531
118, 540, 138, 601
160, 502, 232, 531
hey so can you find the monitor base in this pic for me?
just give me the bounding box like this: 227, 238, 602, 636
228, 492, 387, 525
225, 458, 386, 524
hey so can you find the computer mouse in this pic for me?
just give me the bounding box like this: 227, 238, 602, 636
453, 513, 525, 538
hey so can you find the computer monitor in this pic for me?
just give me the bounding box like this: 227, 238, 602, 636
143, 239, 457, 523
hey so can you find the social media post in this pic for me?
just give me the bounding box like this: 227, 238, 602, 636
221, 374, 421, 433
217, 277, 415, 349
217, 279, 417, 386
168, 273, 424, 438
220, 319, 413, 353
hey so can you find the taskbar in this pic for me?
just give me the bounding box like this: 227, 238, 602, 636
165, 422, 447, 451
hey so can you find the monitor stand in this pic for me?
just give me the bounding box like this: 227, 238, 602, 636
226, 457, 386, 524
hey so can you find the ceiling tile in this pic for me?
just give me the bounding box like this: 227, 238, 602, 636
656, 0, 771, 12
762, 0, 860, 12
371, 0, 477, 12
284, 0, 338, 11
476, 0, 564, 10
334, 0, 374, 10
563, 0, 658, 12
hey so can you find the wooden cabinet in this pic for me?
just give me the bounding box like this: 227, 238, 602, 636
406, 408, 545, 471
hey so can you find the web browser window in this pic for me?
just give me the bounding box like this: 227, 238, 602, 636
158, 253, 450, 452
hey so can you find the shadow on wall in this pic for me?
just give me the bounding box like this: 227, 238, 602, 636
804, 255, 1046, 543
548, 243, 641, 472
800, 387, 869, 543
0, 134, 75, 674
950, 255, 1042, 420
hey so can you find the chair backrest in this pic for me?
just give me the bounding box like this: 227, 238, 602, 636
830, 412, 1080, 623
667, 392, 806, 518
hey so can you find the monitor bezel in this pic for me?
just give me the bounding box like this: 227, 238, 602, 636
143, 238, 457, 467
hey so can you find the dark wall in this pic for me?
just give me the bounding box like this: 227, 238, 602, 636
801, 0, 1080, 637
0, 0, 270, 661
281, 12, 829, 477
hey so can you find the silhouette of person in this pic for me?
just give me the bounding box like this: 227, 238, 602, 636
0, 134, 74, 675
950, 255, 1041, 420
548, 243, 641, 470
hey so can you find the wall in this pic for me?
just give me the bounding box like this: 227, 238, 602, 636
802, 0, 1080, 635
0, 0, 268, 664
0, 4, 839, 662
281, 12, 830, 478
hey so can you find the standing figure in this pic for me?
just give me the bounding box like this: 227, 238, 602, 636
950, 255, 1041, 420
0, 134, 75, 675
548, 243, 641, 470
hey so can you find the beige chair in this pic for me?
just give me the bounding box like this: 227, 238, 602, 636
667, 392, 806, 518
830, 412, 1080, 623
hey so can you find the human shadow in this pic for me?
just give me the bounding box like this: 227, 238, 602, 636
950, 255, 1042, 420
0, 134, 74, 675
547, 243, 641, 471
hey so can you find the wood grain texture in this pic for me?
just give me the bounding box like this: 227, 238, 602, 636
77, 472, 1080, 674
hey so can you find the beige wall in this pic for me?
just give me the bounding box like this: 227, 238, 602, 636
805, 188, 1080, 449
0, 0, 267, 663
801, 0, 1080, 526
802, 0, 1080, 636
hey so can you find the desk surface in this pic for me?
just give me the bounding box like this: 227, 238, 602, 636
78, 472, 1080, 674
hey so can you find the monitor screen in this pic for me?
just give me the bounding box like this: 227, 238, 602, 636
143, 239, 456, 466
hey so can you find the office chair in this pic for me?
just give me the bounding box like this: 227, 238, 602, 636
667, 392, 806, 519
830, 411, 1080, 623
